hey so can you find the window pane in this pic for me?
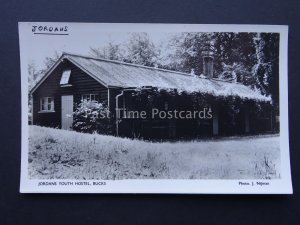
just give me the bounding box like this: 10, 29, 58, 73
41, 98, 44, 110
51, 101, 54, 111
60, 70, 71, 85
82, 94, 99, 102
40, 97, 54, 111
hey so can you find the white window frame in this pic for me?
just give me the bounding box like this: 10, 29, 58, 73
81, 94, 99, 102
39, 97, 55, 112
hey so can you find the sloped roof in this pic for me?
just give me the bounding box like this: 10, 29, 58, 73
32, 53, 271, 102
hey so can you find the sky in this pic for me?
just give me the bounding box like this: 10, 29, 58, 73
20, 23, 174, 71
19, 23, 285, 73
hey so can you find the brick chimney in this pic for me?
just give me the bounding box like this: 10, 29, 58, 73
202, 40, 214, 78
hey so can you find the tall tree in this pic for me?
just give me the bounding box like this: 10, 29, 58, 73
167, 32, 261, 86
212, 32, 257, 85
252, 33, 280, 103
213, 32, 257, 75
41, 51, 60, 74
90, 42, 125, 61
28, 60, 43, 90
125, 33, 160, 67
28, 61, 36, 91
165, 32, 210, 74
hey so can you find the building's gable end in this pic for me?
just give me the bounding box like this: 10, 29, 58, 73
30, 55, 110, 94
32, 60, 110, 128
30, 55, 65, 94
66, 56, 110, 88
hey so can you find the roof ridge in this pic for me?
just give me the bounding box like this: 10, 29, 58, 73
62, 52, 199, 78
63, 52, 254, 88
30, 52, 269, 101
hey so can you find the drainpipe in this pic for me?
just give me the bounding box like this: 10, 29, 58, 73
115, 91, 124, 136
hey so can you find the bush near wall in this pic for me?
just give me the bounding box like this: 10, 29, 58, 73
72, 100, 114, 135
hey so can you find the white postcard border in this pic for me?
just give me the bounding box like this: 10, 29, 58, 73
19, 23, 292, 194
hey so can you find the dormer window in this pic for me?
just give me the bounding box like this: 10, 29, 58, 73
60, 69, 71, 86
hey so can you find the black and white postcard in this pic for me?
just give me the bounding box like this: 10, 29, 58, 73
19, 23, 292, 193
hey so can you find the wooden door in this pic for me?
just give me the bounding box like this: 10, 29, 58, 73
61, 95, 74, 130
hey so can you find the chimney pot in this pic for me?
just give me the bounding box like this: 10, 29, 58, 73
203, 55, 214, 78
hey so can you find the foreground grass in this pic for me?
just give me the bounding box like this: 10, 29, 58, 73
28, 125, 280, 180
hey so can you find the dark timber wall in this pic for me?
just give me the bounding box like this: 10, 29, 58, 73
32, 60, 108, 128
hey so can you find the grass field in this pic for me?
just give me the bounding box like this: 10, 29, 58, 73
28, 125, 280, 180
